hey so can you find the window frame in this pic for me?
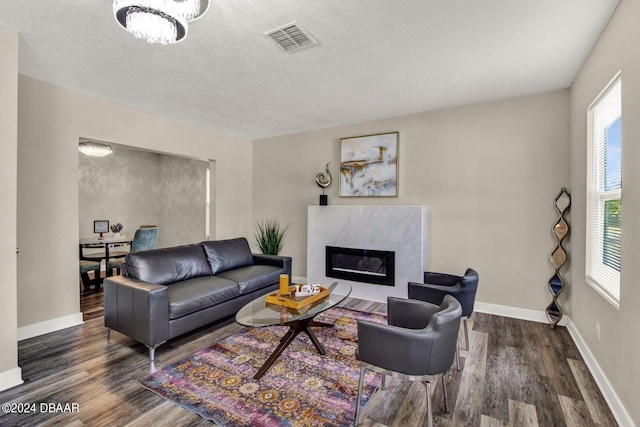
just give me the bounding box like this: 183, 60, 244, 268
585, 71, 622, 308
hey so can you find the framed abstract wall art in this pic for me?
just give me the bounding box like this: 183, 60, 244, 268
339, 132, 398, 197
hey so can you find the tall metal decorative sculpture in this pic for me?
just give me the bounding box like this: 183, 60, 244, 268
547, 187, 571, 328
315, 162, 332, 205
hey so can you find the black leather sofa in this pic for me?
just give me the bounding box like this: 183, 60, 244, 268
103, 237, 292, 361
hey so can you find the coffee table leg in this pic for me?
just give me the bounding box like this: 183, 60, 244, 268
308, 320, 333, 328
303, 325, 325, 355
303, 319, 333, 355
254, 318, 335, 380
254, 323, 303, 380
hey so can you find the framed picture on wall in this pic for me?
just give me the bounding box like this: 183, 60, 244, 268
340, 131, 398, 197
94, 220, 109, 237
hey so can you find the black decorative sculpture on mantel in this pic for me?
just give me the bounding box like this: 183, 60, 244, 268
315, 162, 332, 205
547, 187, 571, 328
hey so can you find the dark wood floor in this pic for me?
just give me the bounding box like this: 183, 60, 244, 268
79, 271, 106, 321
79, 290, 104, 321
0, 296, 617, 427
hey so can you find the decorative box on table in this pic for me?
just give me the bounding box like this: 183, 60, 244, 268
265, 284, 330, 310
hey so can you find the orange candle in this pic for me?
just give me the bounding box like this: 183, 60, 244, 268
279, 274, 289, 295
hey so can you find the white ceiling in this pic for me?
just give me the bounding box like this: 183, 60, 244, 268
0, 0, 619, 139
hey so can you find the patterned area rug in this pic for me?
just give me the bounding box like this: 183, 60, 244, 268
139, 307, 386, 426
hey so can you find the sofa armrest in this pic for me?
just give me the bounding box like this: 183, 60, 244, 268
104, 275, 170, 348
252, 254, 292, 278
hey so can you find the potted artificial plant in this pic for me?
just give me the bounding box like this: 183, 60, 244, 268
254, 218, 289, 255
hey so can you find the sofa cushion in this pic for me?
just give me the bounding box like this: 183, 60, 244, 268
125, 244, 211, 285
167, 276, 240, 320
216, 264, 284, 295
202, 238, 254, 274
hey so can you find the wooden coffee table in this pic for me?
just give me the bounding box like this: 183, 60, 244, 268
236, 281, 351, 379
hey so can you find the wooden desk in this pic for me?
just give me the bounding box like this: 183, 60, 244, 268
79, 236, 133, 277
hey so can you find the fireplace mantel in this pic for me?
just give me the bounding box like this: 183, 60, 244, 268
307, 206, 428, 302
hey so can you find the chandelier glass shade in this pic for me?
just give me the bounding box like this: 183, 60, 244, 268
113, 0, 209, 45
78, 141, 113, 157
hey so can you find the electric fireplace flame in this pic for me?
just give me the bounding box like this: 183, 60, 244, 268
325, 246, 395, 286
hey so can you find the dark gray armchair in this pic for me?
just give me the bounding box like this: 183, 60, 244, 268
408, 268, 479, 358
355, 295, 462, 427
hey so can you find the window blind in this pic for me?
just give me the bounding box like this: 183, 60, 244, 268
587, 75, 622, 305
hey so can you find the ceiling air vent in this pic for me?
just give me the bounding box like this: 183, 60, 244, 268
264, 22, 318, 53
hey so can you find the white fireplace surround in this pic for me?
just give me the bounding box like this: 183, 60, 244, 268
307, 206, 428, 302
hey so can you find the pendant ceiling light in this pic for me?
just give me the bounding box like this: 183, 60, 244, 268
79, 141, 113, 157
113, 0, 209, 45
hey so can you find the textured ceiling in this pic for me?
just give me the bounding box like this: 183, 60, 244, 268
0, 0, 619, 139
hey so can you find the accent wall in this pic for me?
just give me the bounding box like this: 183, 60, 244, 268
79, 145, 209, 248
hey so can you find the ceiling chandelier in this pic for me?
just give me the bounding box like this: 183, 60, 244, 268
78, 141, 113, 157
113, 0, 209, 45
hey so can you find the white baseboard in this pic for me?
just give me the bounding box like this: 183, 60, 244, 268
564, 317, 635, 427
0, 367, 23, 392
474, 301, 569, 326
17, 312, 84, 341
474, 301, 633, 426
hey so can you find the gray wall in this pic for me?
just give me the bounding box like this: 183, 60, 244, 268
0, 26, 20, 385
79, 145, 208, 248
16, 74, 254, 331
253, 90, 570, 314
569, 0, 638, 422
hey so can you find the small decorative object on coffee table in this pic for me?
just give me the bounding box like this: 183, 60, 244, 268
295, 283, 321, 296
279, 273, 289, 295
265, 284, 330, 310
237, 281, 351, 379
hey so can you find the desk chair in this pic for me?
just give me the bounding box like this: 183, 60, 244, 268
355, 295, 462, 427
79, 260, 101, 292
108, 225, 158, 259
108, 227, 158, 274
